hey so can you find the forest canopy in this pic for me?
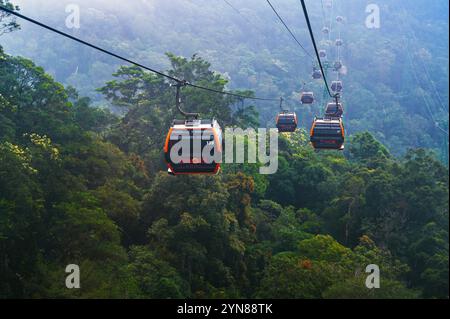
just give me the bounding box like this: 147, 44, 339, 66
0, 0, 448, 299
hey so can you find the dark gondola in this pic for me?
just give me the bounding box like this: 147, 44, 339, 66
276, 111, 298, 133
331, 80, 343, 92
319, 49, 327, 59
164, 81, 223, 175
164, 119, 223, 175
325, 101, 344, 118
312, 68, 322, 79
300, 91, 315, 104
310, 117, 345, 150
333, 61, 343, 71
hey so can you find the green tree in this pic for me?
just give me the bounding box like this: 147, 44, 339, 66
0, 1, 20, 36
127, 246, 189, 298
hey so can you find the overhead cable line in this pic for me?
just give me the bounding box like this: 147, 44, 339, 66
222, 0, 244, 16
405, 39, 449, 136
395, 5, 448, 136
265, 0, 314, 59
222, 0, 257, 29
221, 0, 268, 50
335, 0, 342, 81
398, 8, 448, 114
0, 5, 279, 102
298, 0, 337, 99
319, 0, 327, 31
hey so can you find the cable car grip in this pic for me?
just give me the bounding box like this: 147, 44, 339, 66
171, 80, 199, 119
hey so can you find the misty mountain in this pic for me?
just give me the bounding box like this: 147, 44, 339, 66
1, 1, 449, 155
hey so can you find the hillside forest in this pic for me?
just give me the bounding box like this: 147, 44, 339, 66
0, 0, 448, 299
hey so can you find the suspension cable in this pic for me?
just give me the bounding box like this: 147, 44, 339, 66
222, 0, 258, 30
319, 0, 327, 32
298, 0, 337, 99
265, 0, 314, 59
335, 1, 342, 81
398, 7, 448, 114
0, 5, 279, 102
405, 39, 449, 136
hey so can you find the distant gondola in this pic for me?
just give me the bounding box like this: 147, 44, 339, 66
276, 111, 298, 133
312, 68, 322, 79
300, 92, 315, 104
333, 61, 343, 71
325, 102, 344, 118
331, 80, 343, 92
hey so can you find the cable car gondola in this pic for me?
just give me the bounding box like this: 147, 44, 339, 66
331, 80, 343, 92
336, 16, 344, 23
310, 117, 345, 150
319, 49, 327, 59
164, 119, 223, 175
300, 91, 315, 104
322, 27, 330, 35
333, 61, 343, 71
312, 68, 322, 79
276, 98, 297, 132
164, 81, 222, 175
276, 111, 298, 132
325, 102, 344, 118
335, 39, 343, 46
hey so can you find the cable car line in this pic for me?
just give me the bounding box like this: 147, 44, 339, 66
405, 58, 449, 137
307, 0, 346, 151
0, 6, 279, 103
396, 5, 448, 114
334, 1, 343, 82
319, 0, 332, 43
298, 0, 337, 99
265, 0, 314, 59
405, 39, 449, 136
396, 5, 448, 136
399, 9, 448, 114
319, 0, 332, 48
222, 0, 248, 20
326, 0, 335, 43
222, 0, 262, 32
320, 0, 327, 31
395, 4, 448, 144
336, 2, 342, 73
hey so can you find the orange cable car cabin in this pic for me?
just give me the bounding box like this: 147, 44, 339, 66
310, 117, 345, 150
164, 119, 222, 175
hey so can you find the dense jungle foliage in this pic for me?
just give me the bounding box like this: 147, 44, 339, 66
0, 0, 448, 299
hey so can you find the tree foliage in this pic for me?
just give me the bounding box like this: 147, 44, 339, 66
0, 45, 448, 299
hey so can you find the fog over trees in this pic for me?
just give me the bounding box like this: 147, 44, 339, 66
0, 0, 448, 299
